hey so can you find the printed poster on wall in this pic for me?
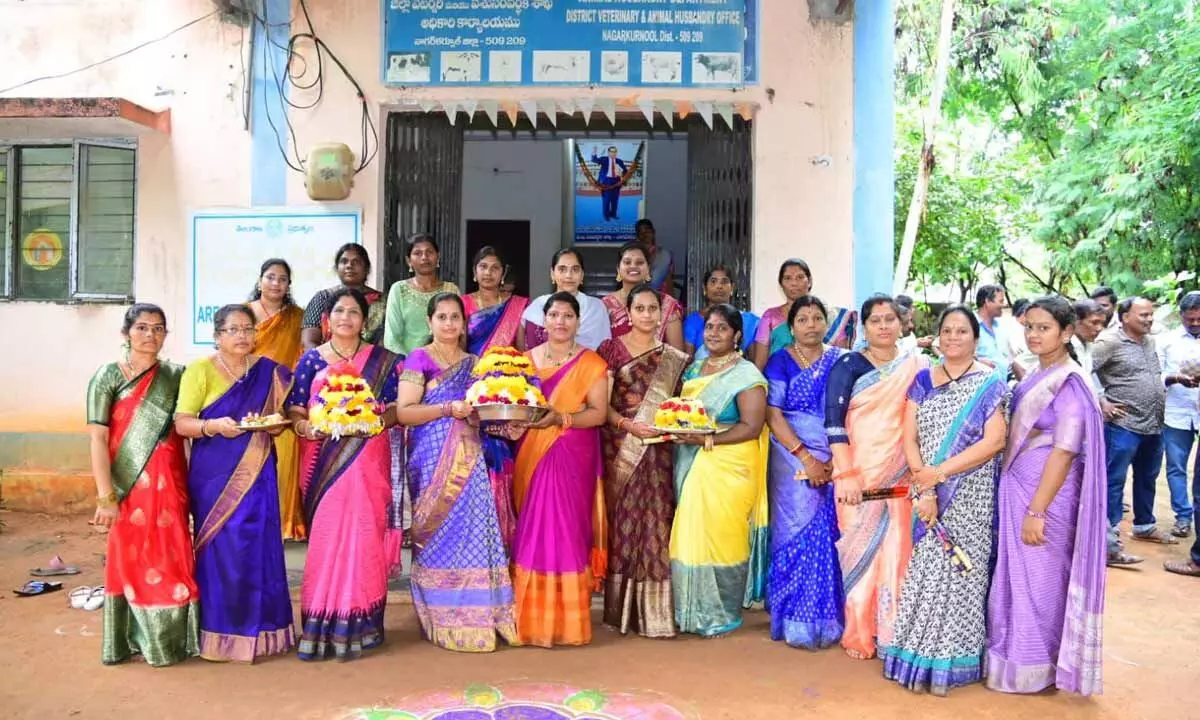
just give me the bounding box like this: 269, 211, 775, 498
382, 0, 754, 87
573, 140, 646, 244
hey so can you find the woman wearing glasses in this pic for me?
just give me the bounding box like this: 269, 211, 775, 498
175, 304, 295, 662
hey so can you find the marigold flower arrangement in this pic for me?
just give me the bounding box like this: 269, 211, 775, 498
466, 346, 547, 407
309, 362, 385, 439
654, 397, 714, 431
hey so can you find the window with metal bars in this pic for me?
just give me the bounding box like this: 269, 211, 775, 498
0, 140, 136, 302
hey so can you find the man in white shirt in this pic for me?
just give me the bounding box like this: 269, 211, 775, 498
1159, 291, 1200, 540
1002, 299, 1038, 381
1071, 299, 1107, 396
894, 295, 933, 356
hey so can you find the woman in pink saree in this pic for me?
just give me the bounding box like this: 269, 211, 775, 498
825, 295, 928, 659
987, 296, 1106, 696
286, 288, 404, 662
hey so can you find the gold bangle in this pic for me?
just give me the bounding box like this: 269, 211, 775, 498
97, 491, 118, 508
704, 434, 715, 452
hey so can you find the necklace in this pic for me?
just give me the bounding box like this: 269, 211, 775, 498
792, 343, 825, 378
331, 338, 361, 361
429, 342, 460, 368
863, 347, 898, 377
705, 352, 740, 373
255, 299, 281, 321
545, 342, 579, 367
941, 361, 973, 387
216, 352, 250, 382
122, 358, 156, 378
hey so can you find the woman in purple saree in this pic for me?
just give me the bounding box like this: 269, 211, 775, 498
174, 304, 294, 662
986, 296, 1106, 696
398, 292, 519, 652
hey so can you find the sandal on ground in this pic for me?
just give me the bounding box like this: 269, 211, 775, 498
1163, 559, 1200, 577
29, 554, 81, 577
1171, 520, 1193, 538
83, 586, 106, 612
14, 580, 64, 597
69, 586, 93, 609
1107, 551, 1143, 568
1131, 528, 1180, 545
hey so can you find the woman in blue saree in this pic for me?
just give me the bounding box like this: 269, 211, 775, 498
464, 246, 529, 548
764, 296, 846, 650
882, 305, 1007, 695
397, 292, 519, 652
174, 304, 294, 663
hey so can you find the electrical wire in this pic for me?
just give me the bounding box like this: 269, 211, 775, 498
0, 10, 221, 95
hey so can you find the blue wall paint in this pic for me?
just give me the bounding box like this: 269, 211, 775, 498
250, 0, 291, 206
852, 0, 896, 306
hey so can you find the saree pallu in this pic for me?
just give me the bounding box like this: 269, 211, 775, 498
767, 409, 844, 650
189, 360, 294, 663
600, 343, 687, 638
465, 294, 528, 546
297, 345, 401, 661
511, 350, 608, 647
88, 362, 199, 666
881, 370, 1007, 695
254, 305, 306, 541
670, 360, 769, 637
405, 352, 519, 652
834, 354, 923, 659
763, 304, 857, 352
987, 365, 1106, 696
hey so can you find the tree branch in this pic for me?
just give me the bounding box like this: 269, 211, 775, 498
1003, 249, 1059, 293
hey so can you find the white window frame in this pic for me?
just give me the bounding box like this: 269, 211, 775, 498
0, 138, 138, 303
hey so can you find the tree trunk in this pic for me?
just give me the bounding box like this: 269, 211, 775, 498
893, 0, 957, 295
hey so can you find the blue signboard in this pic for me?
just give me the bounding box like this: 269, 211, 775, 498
382, 0, 755, 88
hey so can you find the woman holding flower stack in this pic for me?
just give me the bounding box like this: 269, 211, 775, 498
286, 288, 403, 661
597, 283, 688, 638
175, 304, 294, 663
396, 292, 519, 652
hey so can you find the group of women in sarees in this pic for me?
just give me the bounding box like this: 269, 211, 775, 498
86, 242, 1105, 699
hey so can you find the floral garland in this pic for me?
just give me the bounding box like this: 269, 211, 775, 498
573, 141, 646, 192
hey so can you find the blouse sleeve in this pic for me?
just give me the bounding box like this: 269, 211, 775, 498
753, 308, 775, 346
1049, 382, 1087, 454
285, 351, 320, 409
175, 362, 208, 416
302, 289, 331, 329
399, 348, 429, 387
906, 369, 931, 405
763, 352, 788, 408
824, 355, 857, 444
86, 365, 120, 426
664, 297, 683, 325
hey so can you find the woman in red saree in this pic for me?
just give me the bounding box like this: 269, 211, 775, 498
511, 292, 611, 647
825, 295, 928, 659
87, 304, 198, 666
602, 242, 685, 352
597, 284, 687, 637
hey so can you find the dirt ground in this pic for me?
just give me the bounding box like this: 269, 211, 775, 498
1, 503, 1197, 720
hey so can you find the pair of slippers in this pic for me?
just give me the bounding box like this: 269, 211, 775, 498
13, 555, 83, 597
68, 586, 106, 611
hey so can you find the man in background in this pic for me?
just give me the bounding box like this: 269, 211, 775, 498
1158, 291, 1200, 540
1091, 285, 1119, 326
974, 284, 1011, 370
591, 145, 627, 221
895, 294, 933, 355
1094, 297, 1174, 567
1072, 298, 1107, 395
1002, 298, 1038, 380
636, 219, 676, 298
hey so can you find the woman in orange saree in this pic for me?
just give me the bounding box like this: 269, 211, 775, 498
825, 295, 928, 659
511, 292, 611, 648
250, 258, 306, 541
87, 304, 199, 666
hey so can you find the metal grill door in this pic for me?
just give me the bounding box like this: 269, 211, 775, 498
686, 118, 753, 311
382, 112, 464, 286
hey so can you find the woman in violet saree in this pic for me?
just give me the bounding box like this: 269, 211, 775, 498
88, 304, 198, 666
512, 292, 611, 647
751, 260, 856, 370
683, 267, 759, 361
602, 242, 686, 352
987, 297, 1106, 696
826, 295, 928, 659
174, 304, 294, 663
464, 246, 530, 547
521, 248, 612, 351
671, 304, 770, 637
881, 305, 1008, 695
764, 296, 846, 650
598, 284, 688, 637
249, 258, 307, 541
397, 292, 519, 652
287, 288, 404, 661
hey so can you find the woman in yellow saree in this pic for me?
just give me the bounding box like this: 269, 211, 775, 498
249, 258, 306, 541
825, 295, 928, 659
670, 304, 769, 637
